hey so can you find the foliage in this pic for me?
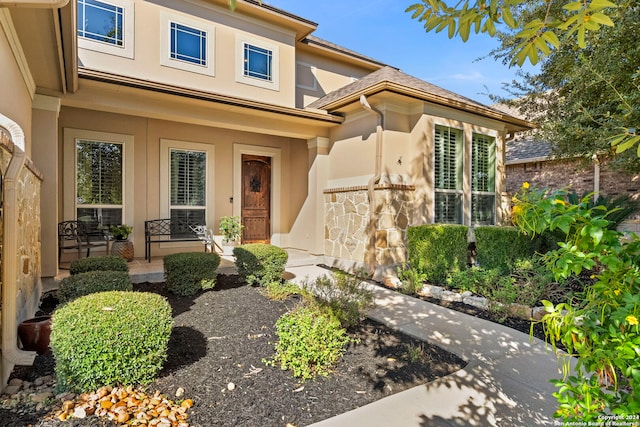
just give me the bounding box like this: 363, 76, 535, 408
58, 271, 132, 304
566, 191, 640, 229
219, 216, 243, 243
397, 263, 428, 295
50, 291, 173, 392
109, 224, 132, 240
303, 270, 375, 328
163, 252, 220, 296
512, 183, 640, 419
492, 0, 640, 169
233, 244, 288, 287
407, 224, 469, 285
262, 281, 306, 301
474, 226, 536, 272
407, 0, 620, 66
70, 256, 129, 275
264, 304, 352, 382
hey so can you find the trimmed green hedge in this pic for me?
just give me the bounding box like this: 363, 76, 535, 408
69, 256, 129, 275
163, 252, 220, 296
58, 270, 132, 304
50, 291, 173, 392
407, 224, 468, 285
234, 244, 288, 286
474, 226, 534, 273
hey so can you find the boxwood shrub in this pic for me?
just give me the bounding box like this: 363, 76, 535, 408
58, 270, 132, 304
163, 252, 220, 296
69, 255, 129, 275
407, 224, 468, 285
234, 244, 288, 286
474, 226, 534, 273
50, 291, 173, 392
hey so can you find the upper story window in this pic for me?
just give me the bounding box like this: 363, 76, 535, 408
160, 11, 215, 76
235, 35, 279, 91
244, 43, 272, 81
78, 0, 123, 46
170, 23, 206, 66
77, 0, 134, 58
434, 125, 463, 224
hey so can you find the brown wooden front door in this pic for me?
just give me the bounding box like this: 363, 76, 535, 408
241, 154, 271, 243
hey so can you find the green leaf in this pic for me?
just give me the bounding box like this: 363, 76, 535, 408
588, 0, 618, 11
589, 12, 615, 26
563, 1, 584, 11
577, 25, 586, 48
501, 6, 517, 28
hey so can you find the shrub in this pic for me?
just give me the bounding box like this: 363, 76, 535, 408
407, 224, 468, 285
512, 184, 640, 418
70, 256, 129, 275
397, 263, 428, 295
474, 226, 534, 273
163, 252, 220, 296
234, 244, 288, 286
50, 291, 173, 392
58, 271, 132, 304
304, 270, 374, 328
262, 281, 305, 301
265, 304, 351, 381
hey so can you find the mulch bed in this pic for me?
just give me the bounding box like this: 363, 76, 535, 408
4, 275, 466, 427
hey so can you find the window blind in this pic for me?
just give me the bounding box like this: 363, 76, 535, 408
435, 126, 462, 190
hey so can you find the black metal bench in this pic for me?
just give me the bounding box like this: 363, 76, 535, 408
144, 218, 205, 262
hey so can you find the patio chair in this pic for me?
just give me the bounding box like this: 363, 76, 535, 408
58, 220, 109, 267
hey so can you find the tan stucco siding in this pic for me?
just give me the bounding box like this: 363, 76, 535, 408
78, 0, 297, 108
295, 50, 375, 108
0, 19, 32, 152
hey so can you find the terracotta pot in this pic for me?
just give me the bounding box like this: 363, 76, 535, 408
18, 316, 52, 355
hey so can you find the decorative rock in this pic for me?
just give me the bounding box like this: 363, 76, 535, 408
175, 387, 185, 398
8, 378, 23, 387
440, 290, 462, 302
31, 391, 53, 403
3, 385, 21, 395
509, 303, 532, 320
227, 382, 236, 391
420, 284, 443, 299
532, 306, 547, 321
463, 296, 489, 310
461, 291, 473, 298
74, 406, 87, 419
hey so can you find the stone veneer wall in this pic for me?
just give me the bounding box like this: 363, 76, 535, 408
324, 185, 414, 273
0, 130, 44, 371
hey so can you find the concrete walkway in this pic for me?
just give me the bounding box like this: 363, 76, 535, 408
50, 251, 567, 426
285, 264, 565, 427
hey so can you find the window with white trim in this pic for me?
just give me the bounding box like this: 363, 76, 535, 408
160, 12, 215, 76
235, 36, 279, 90
471, 133, 496, 225
434, 125, 463, 224
160, 139, 215, 234
169, 149, 206, 225
77, 0, 134, 58
75, 139, 123, 227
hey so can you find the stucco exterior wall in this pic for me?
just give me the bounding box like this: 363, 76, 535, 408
78, 0, 298, 108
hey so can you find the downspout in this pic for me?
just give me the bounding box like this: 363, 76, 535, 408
592, 154, 600, 202
359, 95, 383, 276
2, 147, 36, 366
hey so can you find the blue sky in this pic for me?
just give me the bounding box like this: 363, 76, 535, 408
267, 0, 537, 105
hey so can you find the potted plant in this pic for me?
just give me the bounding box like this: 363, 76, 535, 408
110, 224, 133, 241
219, 216, 243, 255
110, 224, 134, 261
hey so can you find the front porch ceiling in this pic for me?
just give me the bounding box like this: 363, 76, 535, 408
61, 70, 343, 140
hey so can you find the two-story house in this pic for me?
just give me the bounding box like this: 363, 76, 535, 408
0, 0, 532, 387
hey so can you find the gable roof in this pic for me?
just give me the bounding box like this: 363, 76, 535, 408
308, 67, 535, 131
300, 36, 391, 69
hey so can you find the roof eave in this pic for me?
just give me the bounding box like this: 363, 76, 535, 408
318, 81, 536, 131
77, 68, 344, 124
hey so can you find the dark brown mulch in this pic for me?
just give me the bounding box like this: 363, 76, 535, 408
4, 275, 466, 427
